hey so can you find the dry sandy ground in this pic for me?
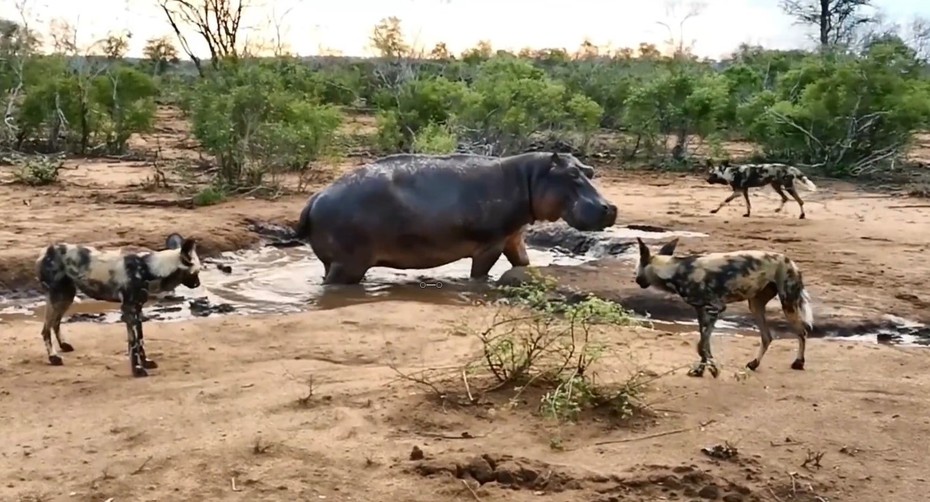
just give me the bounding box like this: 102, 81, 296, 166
1, 108, 930, 501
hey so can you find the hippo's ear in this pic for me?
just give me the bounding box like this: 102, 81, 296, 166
580, 164, 595, 179
165, 233, 184, 250
657, 238, 679, 256
636, 238, 650, 261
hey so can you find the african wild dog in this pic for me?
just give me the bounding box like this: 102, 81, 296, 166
705, 159, 817, 219
634, 237, 814, 378
35, 233, 202, 377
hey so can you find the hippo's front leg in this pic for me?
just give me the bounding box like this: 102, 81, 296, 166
502, 228, 530, 267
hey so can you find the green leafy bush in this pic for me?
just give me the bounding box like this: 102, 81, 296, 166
186, 62, 343, 186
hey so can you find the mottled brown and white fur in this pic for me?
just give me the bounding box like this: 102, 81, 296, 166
706, 160, 817, 219
634, 237, 814, 378
35, 233, 202, 377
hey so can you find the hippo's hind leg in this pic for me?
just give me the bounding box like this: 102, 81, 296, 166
470, 244, 506, 280
41, 278, 77, 366
502, 229, 530, 267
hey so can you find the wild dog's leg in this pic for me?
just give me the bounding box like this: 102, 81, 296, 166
132, 301, 158, 370
771, 183, 790, 213
746, 284, 778, 371
785, 185, 806, 219
41, 291, 64, 366
783, 307, 809, 371
687, 303, 724, 378
710, 190, 741, 214
120, 289, 149, 378
51, 278, 77, 353
740, 188, 752, 217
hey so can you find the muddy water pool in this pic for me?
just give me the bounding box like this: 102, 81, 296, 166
1, 223, 926, 347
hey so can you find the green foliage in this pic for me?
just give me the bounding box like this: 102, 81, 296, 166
185, 61, 343, 186
741, 39, 930, 175
8, 153, 64, 186
192, 184, 227, 206
4, 16, 930, 186
460, 271, 651, 424
411, 122, 458, 154
90, 66, 159, 153
2, 56, 157, 154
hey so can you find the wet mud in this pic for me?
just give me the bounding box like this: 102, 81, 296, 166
1, 220, 926, 347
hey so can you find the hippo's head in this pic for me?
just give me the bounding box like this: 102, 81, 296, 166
531, 152, 618, 231
705, 159, 731, 186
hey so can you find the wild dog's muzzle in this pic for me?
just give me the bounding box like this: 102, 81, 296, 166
182, 275, 201, 289
635, 276, 651, 289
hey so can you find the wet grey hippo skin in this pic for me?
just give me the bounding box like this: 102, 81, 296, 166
295, 151, 618, 285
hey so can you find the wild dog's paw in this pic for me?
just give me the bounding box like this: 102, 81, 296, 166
707, 362, 721, 378
709, 209, 719, 214
59, 342, 75, 353
687, 363, 706, 378
791, 359, 805, 371
746, 359, 760, 371
142, 358, 159, 370
742, 213, 750, 218
132, 365, 149, 378
48, 355, 64, 366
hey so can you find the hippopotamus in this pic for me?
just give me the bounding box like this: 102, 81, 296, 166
295, 151, 618, 285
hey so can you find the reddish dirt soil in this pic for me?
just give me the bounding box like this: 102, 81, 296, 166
1, 107, 929, 502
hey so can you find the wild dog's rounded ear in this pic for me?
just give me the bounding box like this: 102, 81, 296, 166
180, 237, 197, 256
165, 233, 184, 250
657, 238, 679, 256
705, 159, 714, 168
636, 237, 650, 259
721, 159, 730, 167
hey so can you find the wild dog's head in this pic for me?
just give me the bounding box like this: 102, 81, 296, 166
705, 159, 731, 185
164, 233, 202, 289
635, 237, 679, 289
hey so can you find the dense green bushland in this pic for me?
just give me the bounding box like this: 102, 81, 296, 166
2, 15, 930, 191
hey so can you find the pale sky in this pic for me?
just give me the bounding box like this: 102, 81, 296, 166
3, 0, 930, 59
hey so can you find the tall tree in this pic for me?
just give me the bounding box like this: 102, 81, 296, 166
143, 36, 180, 75
370, 17, 410, 58
779, 0, 875, 49
158, 0, 246, 76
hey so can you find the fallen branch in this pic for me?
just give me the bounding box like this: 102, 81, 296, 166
112, 197, 195, 208
461, 479, 482, 501
130, 455, 153, 475
592, 419, 716, 446
415, 431, 485, 440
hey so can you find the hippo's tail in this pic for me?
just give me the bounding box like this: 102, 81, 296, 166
294, 195, 315, 242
